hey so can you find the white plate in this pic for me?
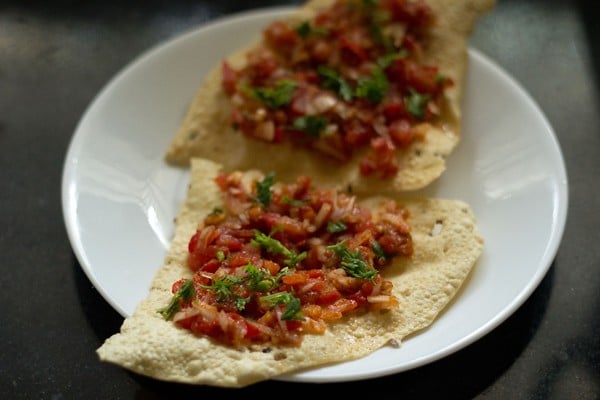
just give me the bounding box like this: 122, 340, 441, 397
62, 7, 568, 383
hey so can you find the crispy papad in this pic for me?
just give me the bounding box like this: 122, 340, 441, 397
97, 158, 483, 387
165, 0, 495, 193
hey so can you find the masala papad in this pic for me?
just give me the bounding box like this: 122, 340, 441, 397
97, 158, 483, 387
165, 0, 495, 193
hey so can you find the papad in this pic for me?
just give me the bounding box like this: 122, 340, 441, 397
97, 158, 483, 387
165, 0, 495, 192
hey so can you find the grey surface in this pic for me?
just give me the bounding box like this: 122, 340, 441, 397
0, 0, 598, 398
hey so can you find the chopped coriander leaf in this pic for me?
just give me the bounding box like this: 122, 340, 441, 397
327, 241, 378, 280
281, 195, 309, 206
285, 251, 307, 268
295, 21, 328, 38
208, 207, 223, 216
436, 74, 448, 84
355, 67, 389, 104
260, 292, 304, 320
327, 220, 348, 233
251, 230, 288, 255
243, 263, 289, 292
254, 172, 275, 208
252, 80, 298, 109
317, 66, 354, 101
376, 51, 407, 69
216, 250, 225, 262
296, 21, 311, 37
234, 296, 251, 311
251, 231, 307, 267
370, 10, 394, 53
405, 88, 430, 119
157, 279, 195, 320
201, 275, 243, 303
293, 115, 329, 138
372, 240, 391, 260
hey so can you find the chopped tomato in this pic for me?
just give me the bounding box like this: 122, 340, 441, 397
172, 171, 412, 346
164, 0, 442, 344
404, 62, 441, 94
389, 119, 415, 148
264, 21, 300, 50
216, 0, 446, 179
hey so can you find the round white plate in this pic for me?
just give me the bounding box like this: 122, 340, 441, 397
62, 7, 568, 383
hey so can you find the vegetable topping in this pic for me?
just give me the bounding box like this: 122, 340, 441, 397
160, 171, 414, 347
223, 0, 452, 178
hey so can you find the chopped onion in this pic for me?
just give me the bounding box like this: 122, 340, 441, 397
367, 295, 392, 303
309, 93, 338, 114
313, 202, 332, 229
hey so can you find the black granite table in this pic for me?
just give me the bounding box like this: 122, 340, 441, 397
1, 0, 598, 398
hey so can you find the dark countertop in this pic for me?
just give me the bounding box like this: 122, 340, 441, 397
1, 0, 598, 398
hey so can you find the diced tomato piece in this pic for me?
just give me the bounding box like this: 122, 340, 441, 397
264, 21, 299, 50
244, 321, 263, 340
339, 36, 368, 65
382, 0, 434, 26
343, 119, 373, 147
188, 231, 200, 253
171, 278, 188, 294
228, 251, 253, 268
282, 272, 308, 286
405, 62, 440, 94
389, 119, 415, 148
314, 281, 342, 305
261, 213, 307, 240
379, 231, 413, 256
328, 298, 358, 314
285, 320, 303, 331
200, 258, 220, 273
216, 233, 243, 252
359, 137, 399, 178
383, 101, 408, 121
253, 57, 279, 83
214, 174, 229, 190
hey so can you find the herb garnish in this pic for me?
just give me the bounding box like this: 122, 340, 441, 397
244, 263, 289, 293
376, 51, 407, 69
201, 275, 244, 303
259, 292, 304, 320
327, 220, 348, 233
198, 263, 290, 311
293, 115, 329, 138
295, 21, 329, 38
317, 66, 354, 101
281, 195, 309, 206
157, 279, 195, 320
254, 172, 275, 208
252, 80, 298, 109
371, 240, 392, 260
327, 241, 378, 280
251, 231, 307, 267
405, 88, 430, 119
355, 67, 389, 104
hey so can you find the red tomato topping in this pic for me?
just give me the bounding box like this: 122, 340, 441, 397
166, 172, 413, 348
220, 0, 448, 179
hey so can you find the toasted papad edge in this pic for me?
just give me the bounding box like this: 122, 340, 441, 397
165, 0, 495, 193
96, 158, 483, 388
